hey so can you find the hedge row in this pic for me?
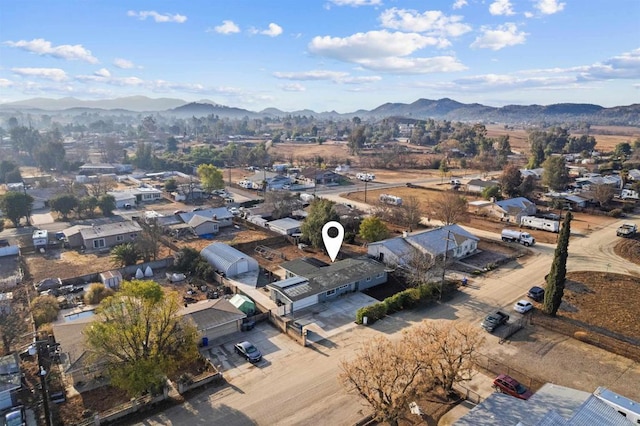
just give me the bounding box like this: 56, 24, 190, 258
356, 280, 458, 325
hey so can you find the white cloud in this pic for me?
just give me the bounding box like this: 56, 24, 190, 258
524, 11, 534, 18
357, 56, 467, 73
341, 75, 383, 84
578, 48, 640, 80
309, 30, 443, 62
210, 20, 240, 35
379, 8, 472, 38
452, 0, 467, 9
76, 73, 144, 86
94, 68, 111, 78
534, 0, 565, 15
11, 67, 68, 81
127, 10, 187, 23
113, 58, 136, 69
281, 83, 306, 92
489, 0, 515, 16
274, 70, 349, 81
4, 38, 98, 63
0, 78, 14, 88
471, 23, 527, 50
261, 23, 283, 37
328, 0, 382, 6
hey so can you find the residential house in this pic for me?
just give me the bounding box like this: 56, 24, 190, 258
267, 257, 387, 314
456, 383, 637, 426
628, 169, 640, 181
107, 186, 162, 205
0, 246, 22, 288
246, 171, 292, 191
466, 179, 499, 194
178, 207, 234, 228
300, 168, 341, 185
179, 299, 246, 344
200, 243, 259, 278
188, 215, 219, 237
171, 183, 205, 202
79, 163, 117, 175
0, 354, 23, 410
78, 221, 143, 251
368, 225, 479, 268
493, 197, 537, 223
108, 191, 136, 209
52, 312, 106, 390
520, 168, 544, 180
266, 218, 302, 236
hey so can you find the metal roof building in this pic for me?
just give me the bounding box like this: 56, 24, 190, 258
200, 243, 259, 278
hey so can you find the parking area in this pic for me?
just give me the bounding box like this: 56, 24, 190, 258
201, 321, 302, 380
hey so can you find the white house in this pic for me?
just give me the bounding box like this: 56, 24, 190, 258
368, 225, 479, 268
188, 216, 219, 236
266, 218, 302, 236
200, 243, 259, 278
494, 197, 537, 223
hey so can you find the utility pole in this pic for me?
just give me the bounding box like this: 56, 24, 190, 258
440, 229, 454, 301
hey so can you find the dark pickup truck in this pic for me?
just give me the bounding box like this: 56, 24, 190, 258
481, 311, 510, 332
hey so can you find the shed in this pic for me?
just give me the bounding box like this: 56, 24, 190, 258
188, 216, 219, 236
266, 218, 302, 236
229, 294, 256, 316
179, 299, 246, 343
200, 243, 259, 278
0, 353, 22, 410
99, 270, 122, 289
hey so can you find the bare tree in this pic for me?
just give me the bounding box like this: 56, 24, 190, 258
87, 175, 116, 197
403, 249, 436, 287
429, 191, 468, 225
592, 183, 616, 208
264, 191, 302, 219
136, 218, 164, 262
400, 196, 422, 231
99, 137, 122, 163
404, 321, 485, 394
339, 336, 434, 426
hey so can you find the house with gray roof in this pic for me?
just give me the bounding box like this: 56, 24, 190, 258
368, 225, 479, 268
178, 207, 234, 228
79, 221, 142, 251
466, 179, 499, 194
200, 243, 259, 278
494, 197, 537, 223
0, 246, 22, 288
455, 383, 636, 426
188, 215, 219, 236
267, 257, 387, 313
0, 353, 22, 410
266, 218, 302, 236
178, 298, 246, 344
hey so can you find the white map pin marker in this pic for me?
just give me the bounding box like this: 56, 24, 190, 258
322, 221, 344, 262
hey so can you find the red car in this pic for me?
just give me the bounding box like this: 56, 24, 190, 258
493, 374, 533, 400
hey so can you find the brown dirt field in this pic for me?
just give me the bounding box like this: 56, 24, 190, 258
486, 124, 640, 152
613, 236, 640, 265
271, 141, 354, 163
25, 246, 174, 283
342, 186, 614, 243
172, 228, 274, 252
57, 386, 131, 425
562, 271, 640, 342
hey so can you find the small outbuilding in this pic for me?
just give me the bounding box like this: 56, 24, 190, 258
188, 216, 219, 236
200, 243, 259, 278
229, 294, 256, 316
266, 218, 302, 236
99, 270, 122, 289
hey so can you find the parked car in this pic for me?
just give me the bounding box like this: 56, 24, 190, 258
527, 286, 545, 302
493, 374, 533, 400
173, 210, 186, 215
228, 207, 240, 216
513, 300, 533, 314
4, 406, 26, 426
234, 341, 262, 363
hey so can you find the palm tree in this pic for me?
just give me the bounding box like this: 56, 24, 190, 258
110, 243, 139, 267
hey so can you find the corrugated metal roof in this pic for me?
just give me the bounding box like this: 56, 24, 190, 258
496, 197, 534, 211
200, 243, 258, 275
79, 221, 142, 239
405, 224, 479, 256
568, 396, 634, 426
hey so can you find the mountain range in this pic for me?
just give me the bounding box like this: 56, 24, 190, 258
1, 96, 638, 126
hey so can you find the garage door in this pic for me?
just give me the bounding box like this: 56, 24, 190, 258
203, 321, 240, 343
293, 295, 317, 311
236, 260, 248, 275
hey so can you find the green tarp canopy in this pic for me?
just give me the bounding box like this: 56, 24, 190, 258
229, 294, 256, 316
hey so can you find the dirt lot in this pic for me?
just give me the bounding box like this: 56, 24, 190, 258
343, 185, 615, 243
561, 271, 640, 342
614, 236, 640, 265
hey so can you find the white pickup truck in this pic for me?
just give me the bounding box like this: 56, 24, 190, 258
616, 223, 637, 237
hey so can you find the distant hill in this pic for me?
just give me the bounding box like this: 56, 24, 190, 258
0, 96, 638, 125
0, 96, 187, 112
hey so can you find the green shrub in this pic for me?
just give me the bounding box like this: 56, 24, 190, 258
356, 303, 388, 324
609, 208, 623, 218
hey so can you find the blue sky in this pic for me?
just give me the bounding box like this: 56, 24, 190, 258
1, 0, 638, 112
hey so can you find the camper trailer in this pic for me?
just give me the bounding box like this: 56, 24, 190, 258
379, 194, 403, 206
